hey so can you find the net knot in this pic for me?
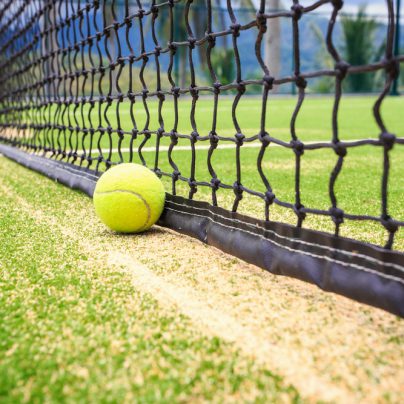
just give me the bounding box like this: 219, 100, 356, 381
190, 131, 199, 143
170, 131, 178, 145
88, 127, 95, 135
213, 82, 221, 94
168, 43, 177, 53
154, 46, 162, 56
291, 4, 304, 20
379, 132, 396, 150
291, 139, 304, 156
256, 12, 267, 33
294, 75, 307, 88
96, 31, 102, 41
383, 58, 400, 79
211, 178, 221, 190
237, 82, 246, 93
335, 61, 350, 79
157, 127, 164, 137
172, 170, 180, 180
235, 132, 245, 145
188, 179, 197, 194
293, 204, 306, 221
207, 33, 216, 45
93, 0, 100, 8
189, 86, 199, 98
233, 182, 243, 197
188, 38, 196, 49
259, 131, 271, 147
172, 87, 181, 96
123, 16, 132, 27
117, 129, 124, 138
263, 75, 274, 89
209, 131, 219, 147
381, 216, 398, 233
131, 129, 138, 138
230, 23, 241, 37
333, 142, 347, 157
128, 91, 136, 101
137, 9, 145, 19
142, 89, 149, 98
329, 207, 344, 225
331, 0, 344, 11
117, 93, 124, 102
103, 27, 110, 38
157, 91, 165, 101
265, 191, 276, 205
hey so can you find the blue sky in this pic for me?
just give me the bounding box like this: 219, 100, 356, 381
300, 0, 393, 14
292, 0, 397, 20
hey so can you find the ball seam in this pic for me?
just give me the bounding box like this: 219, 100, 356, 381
94, 189, 151, 231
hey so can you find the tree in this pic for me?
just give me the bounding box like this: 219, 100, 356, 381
341, 6, 379, 92
310, 22, 334, 93
265, 0, 281, 81
156, 0, 281, 88
157, 0, 208, 88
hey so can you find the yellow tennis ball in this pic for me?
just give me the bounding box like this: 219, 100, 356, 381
93, 163, 165, 233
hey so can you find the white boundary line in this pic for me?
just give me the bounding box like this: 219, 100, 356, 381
99, 139, 363, 154
105, 142, 262, 154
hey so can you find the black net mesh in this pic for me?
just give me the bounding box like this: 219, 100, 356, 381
0, 0, 403, 249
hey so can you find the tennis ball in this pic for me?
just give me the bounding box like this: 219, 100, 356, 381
93, 163, 165, 233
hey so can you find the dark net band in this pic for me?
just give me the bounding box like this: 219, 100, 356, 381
0, 0, 403, 315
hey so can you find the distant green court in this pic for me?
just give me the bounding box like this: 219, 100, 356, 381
4, 95, 404, 248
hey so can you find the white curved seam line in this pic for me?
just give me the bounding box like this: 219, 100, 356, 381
165, 206, 404, 285
95, 189, 151, 230
168, 201, 404, 272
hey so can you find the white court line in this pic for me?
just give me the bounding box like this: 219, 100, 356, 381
98, 139, 362, 154
105, 142, 263, 154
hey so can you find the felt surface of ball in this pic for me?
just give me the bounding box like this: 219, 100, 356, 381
93, 163, 165, 233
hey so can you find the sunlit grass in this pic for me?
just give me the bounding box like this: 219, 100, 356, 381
2, 95, 404, 248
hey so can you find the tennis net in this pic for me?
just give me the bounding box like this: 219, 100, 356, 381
0, 0, 403, 316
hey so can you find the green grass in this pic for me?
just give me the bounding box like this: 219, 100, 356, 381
1, 93, 404, 401
0, 157, 302, 403
23, 95, 404, 148
3, 95, 404, 249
